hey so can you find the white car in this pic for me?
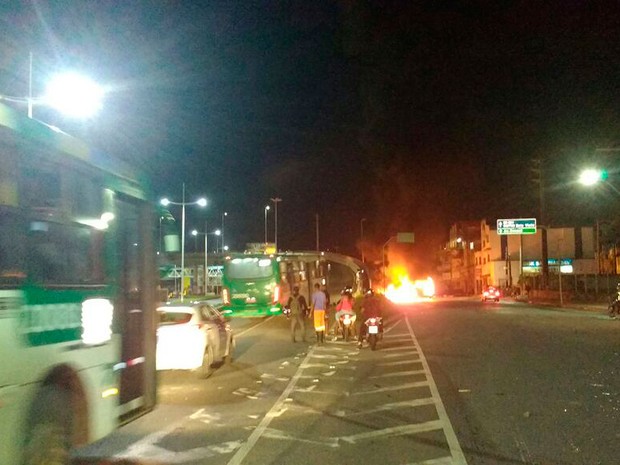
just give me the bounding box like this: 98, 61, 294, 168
156, 302, 234, 378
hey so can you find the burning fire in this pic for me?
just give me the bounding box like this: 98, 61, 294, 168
385, 275, 435, 304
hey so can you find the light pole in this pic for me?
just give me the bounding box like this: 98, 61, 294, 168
161, 184, 207, 302
221, 212, 228, 253
360, 218, 367, 262
270, 197, 282, 252
264, 205, 271, 243
192, 224, 221, 295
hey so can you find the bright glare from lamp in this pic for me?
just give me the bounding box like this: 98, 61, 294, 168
160, 198, 170, 206
214, 229, 221, 236
44, 72, 104, 118
197, 198, 207, 207
579, 169, 603, 186
191, 229, 198, 236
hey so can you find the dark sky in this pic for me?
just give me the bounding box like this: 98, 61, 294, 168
2, 1, 620, 272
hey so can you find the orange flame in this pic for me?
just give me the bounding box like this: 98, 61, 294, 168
385, 274, 435, 304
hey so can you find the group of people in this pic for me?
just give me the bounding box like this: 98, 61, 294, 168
285, 283, 382, 346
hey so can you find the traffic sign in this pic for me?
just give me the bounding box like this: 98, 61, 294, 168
496, 218, 537, 235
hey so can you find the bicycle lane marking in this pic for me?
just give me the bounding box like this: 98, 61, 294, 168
404, 316, 468, 465
226, 344, 317, 465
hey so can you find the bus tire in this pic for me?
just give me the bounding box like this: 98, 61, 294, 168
22, 385, 73, 465
199, 344, 215, 379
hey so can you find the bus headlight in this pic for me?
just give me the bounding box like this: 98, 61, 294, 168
81, 298, 114, 345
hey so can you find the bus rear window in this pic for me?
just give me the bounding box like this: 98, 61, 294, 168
226, 258, 275, 279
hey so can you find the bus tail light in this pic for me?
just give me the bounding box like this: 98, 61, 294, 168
222, 288, 230, 305
273, 285, 281, 304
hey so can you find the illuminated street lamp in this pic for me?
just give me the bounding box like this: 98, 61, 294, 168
579, 168, 608, 186
161, 184, 207, 302
264, 205, 271, 243
1, 68, 104, 119
221, 212, 228, 253
44, 72, 104, 118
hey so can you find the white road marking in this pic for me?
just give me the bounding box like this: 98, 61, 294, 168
381, 345, 419, 352
234, 316, 275, 337
383, 351, 419, 358
379, 359, 420, 367
114, 414, 243, 463
404, 317, 468, 464
189, 409, 221, 424
383, 318, 402, 333
226, 346, 317, 465
405, 456, 454, 465
262, 428, 339, 448
370, 369, 425, 378
352, 381, 429, 395
347, 398, 435, 416
339, 420, 443, 444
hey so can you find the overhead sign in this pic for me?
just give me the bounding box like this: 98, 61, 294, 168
496, 218, 537, 235
397, 232, 415, 243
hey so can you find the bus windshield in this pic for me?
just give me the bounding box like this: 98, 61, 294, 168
226, 257, 275, 280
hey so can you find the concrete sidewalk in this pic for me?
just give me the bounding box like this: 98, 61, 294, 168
508, 296, 610, 314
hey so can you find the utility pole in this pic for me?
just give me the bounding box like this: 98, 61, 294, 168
532, 158, 549, 288
270, 197, 282, 252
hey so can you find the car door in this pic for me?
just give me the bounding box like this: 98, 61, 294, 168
204, 304, 228, 359
198, 304, 218, 357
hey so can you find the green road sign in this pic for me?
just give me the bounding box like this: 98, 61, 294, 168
397, 232, 415, 243
497, 218, 537, 235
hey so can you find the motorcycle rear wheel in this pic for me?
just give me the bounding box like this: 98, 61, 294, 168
368, 333, 377, 351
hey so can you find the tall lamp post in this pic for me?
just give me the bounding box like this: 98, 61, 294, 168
264, 205, 271, 244
221, 212, 228, 253
270, 197, 282, 251
192, 224, 221, 295
161, 184, 207, 302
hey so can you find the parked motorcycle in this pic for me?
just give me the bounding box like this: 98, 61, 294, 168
608, 298, 620, 319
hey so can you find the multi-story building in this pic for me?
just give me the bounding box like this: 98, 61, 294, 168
438, 220, 597, 295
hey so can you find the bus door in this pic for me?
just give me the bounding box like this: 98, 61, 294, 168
115, 196, 153, 418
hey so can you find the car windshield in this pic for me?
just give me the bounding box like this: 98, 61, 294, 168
226, 257, 275, 279
158, 310, 193, 325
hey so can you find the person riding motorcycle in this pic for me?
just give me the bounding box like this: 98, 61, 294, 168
334, 286, 356, 337
358, 288, 383, 347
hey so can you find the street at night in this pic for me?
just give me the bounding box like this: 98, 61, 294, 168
74, 300, 619, 465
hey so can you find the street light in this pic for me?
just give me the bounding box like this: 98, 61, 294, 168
579, 168, 608, 186
264, 205, 271, 244
270, 197, 282, 252
221, 212, 228, 253
1, 66, 104, 119
191, 224, 221, 296
161, 184, 207, 302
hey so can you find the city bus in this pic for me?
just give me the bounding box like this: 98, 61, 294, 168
220, 250, 369, 317
0, 101, 159, 464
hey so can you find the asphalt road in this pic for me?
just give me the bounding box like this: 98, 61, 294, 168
73, 299, 620, 465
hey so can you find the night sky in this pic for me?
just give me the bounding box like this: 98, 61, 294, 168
2, 1, 620, 273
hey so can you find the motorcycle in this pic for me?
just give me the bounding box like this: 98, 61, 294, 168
338, 313, 355, 341
364, 317, 383, 351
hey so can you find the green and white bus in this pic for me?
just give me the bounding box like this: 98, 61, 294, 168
220, 251, 369, 317
0, 101, 159, 464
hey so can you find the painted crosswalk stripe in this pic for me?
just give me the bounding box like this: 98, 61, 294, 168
352, 381, 429, 395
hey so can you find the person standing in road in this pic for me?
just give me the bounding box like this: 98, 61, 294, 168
286, 286, 308, 342
311, 282, 328, 344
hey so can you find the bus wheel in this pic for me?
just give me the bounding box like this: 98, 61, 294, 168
22, 386, 73, 465
225, 336, 235, 364
199, 345, 215, 379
